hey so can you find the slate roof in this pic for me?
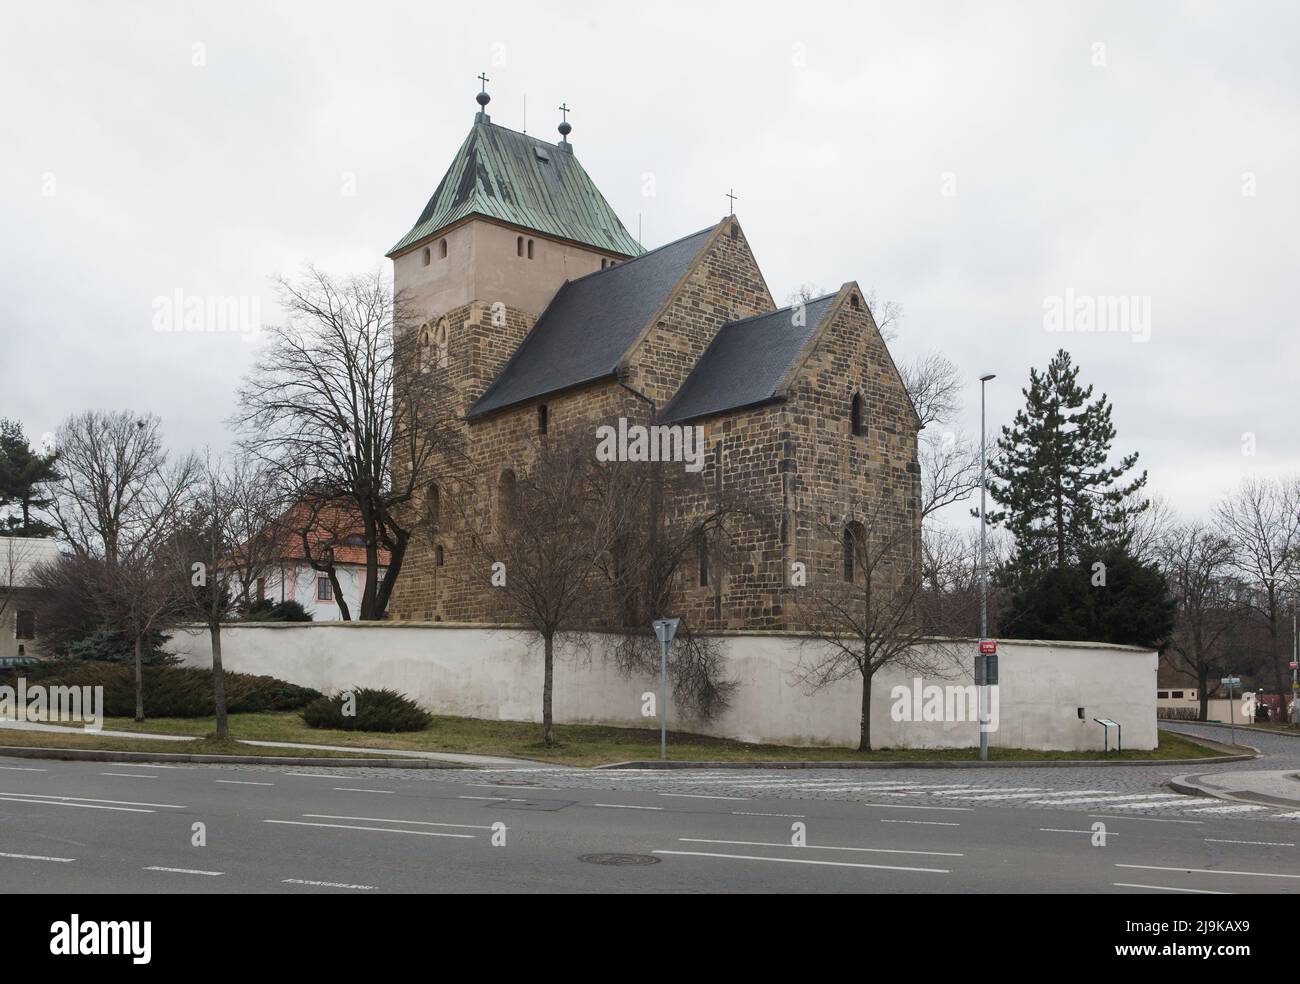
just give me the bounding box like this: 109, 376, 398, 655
468, 226, 716, 418
388, 119, 643, 258
659, 293, 839, 423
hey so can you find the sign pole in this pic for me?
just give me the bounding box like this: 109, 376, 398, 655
652, 618, 680, 761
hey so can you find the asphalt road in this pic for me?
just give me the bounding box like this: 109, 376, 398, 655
3, 735, 1299, 893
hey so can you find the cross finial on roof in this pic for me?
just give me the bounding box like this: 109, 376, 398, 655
557, 102, 573, 147
478, 72, 490, 91
475, 73, 491, 120
726, 188, 739, 215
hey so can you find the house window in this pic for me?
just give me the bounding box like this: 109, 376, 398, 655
317, 577, 333, 602
434, 318, 449, 370
850, 293, 860, 310
435, 544, 445, 567
439, 238, 448, 259
426, 484, 440, 528
15, 610, 35, 640
517, 236, 524, 257
422, 246, 431, 266
537, 404, 548, 435
601, 258, 607, 269
850, 393, 865, 436
1171, 690, 1184, 699
527, 239, 534, 259
1157, 691, 1168, 699
498, 469, 517, 529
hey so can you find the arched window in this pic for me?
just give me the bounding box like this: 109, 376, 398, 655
425, 484, 440, 528
422, 246, 431, 266
843, 521, 865, 582
697, 535, 710, 587
498, 469, 517, 529
850, 393, 865, 436
433, 318, 449, 370
517, 236, 524, 257
601, 258, 607, 269
439, 238, 448, 259
526, 239, 534, 259
435, 544, 445, 567
537, 404, 548, 435
850, 293, 860, 310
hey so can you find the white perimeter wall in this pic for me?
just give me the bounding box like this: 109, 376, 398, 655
171, 624, 1157, 751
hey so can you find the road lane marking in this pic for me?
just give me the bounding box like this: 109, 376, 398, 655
861, 802, 972, 812
264, 819, 474, 838
881, 819, 961, 826
286, 773, 343, 779
0, 851, 75, 862
0, 792, 185, 808
458, 795, 528, 802
653, 849, 949, 874
100, 772, 158, 779
1028, 793, 1186, 806
1115, 864, 1300, 880
1040, 828, 1121, 836
733, 811, 806, 818
283, 878, 378, 890
955, 789, 1105, 801
1184, 804, 1268, 815
144, 866, 223, 876
659, 793, 749, 801
333, 788, 395, 794
592, 803, 663, 811
1113, 882, 1230, 894
1090, 814, 1202, 824
0, 766, 45, 772
931, 788, 1047, 798
216, 780, 274, 786
0, 795, 153, 813
1205, 838, 1295, 847
679, 837, 963, 857
303, 814, 493, 830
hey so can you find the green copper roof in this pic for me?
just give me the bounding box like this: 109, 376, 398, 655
388, 119, 644, 258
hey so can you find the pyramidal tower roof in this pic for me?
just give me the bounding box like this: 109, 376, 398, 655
388, 116, 644, 258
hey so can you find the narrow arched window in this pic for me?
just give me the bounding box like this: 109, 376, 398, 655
527, 239, 534, 259
850, 293, 860, 310
433, 318, 449, 370
517, 236, 524, 257
498, 469, 517, 529
697, 535, 709, 587
425, 484, 440, 528
422, 246, 431, 266
537, 404, 548, 435
439, 238, 448, 259
850, 393, 865, 436
843, 522, 865, 582
435, 544, 445, 567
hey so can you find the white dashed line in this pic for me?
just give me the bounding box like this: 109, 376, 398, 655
216, 780, 274, 786
1090, 814, 1202, 824
1205, 838, 1295, 847
144, 866, 223, 876
861, 802, 972, 812
263, 819, 474, 838
1116, 864, 1300, 880
100, 772, 158, 779
659, 793, 749, 801
283, 878, 378, 890
1113, 882, 1229, 894
1184, 804, 1268, 815
0, 766, 45, 772
653, 849, 949, 874
303, 814, 492, 830
333, 788, 395, 794
880, 819, 962, 826
0, 851, 74, 862
733, 811, 806, 818
679, 838, 964, 857
592, 803, 663, 811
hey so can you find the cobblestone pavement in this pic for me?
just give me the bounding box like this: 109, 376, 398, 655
193, 722, 1300, 826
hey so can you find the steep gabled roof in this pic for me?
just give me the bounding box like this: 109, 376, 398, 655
659, 293, 839, 423
468, 225, 716, 418
388, 120, 643, 258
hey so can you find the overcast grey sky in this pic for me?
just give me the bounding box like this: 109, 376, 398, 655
2, 0, 1295, 523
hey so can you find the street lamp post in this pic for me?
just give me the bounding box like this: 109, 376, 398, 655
978, 372, 996, 761
652, 618, 680, 760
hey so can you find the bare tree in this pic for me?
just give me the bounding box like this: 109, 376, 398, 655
1159, 520, 1248, 720
168, 456, 284, 738
234, 268, 462, 620
600, 457, 751, 721
456, 434, 632, 746
793, 492, 937, 751
1216, 477, 1300, 699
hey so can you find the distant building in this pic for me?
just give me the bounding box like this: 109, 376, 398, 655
0, 537, 63, 659
259, 503, 389, 621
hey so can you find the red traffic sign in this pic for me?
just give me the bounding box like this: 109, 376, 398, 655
1291, 662, 1298, 670
979, 640, 997, 655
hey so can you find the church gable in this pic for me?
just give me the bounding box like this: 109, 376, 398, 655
620, 216, 775, 408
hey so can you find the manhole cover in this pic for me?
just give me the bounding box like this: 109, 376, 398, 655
579, 853, 661, 866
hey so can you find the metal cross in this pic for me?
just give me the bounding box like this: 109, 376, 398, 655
726, 188, 738, 214
478, 72, 490, 92
558, 102, 570, 122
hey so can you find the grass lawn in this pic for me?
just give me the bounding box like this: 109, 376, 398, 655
0, 726, 393, 759
61, 712, 1240, 767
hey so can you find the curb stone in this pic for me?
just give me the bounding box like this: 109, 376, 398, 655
0, 745, 470, 768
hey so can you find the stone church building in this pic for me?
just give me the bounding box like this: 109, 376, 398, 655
385, 89, 921, 631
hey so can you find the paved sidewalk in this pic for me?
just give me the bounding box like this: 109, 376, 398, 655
1172, 768, 1300, 810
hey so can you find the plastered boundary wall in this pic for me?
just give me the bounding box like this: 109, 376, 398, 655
170, 624, 1157, 750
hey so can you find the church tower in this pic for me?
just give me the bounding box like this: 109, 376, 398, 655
388, 78, 642, 414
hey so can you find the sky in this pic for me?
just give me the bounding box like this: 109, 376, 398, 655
1, 0, 1296, 524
